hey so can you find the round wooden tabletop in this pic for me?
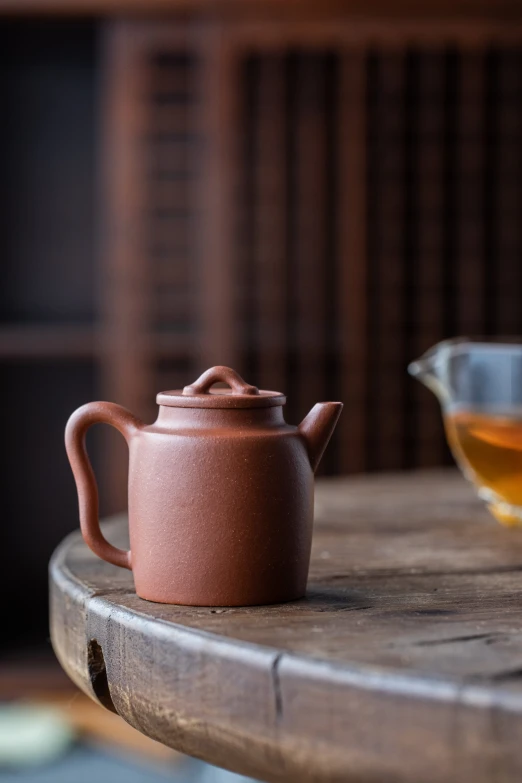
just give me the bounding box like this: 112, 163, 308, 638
50, 470, 522, 783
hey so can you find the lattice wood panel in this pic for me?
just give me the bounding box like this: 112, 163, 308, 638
238, 45, 522, 473
101, 22, 522, 505
146, 52, 197, 338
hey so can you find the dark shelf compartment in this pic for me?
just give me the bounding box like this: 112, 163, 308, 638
0, 19, 98, 325
0, 20, 101, 648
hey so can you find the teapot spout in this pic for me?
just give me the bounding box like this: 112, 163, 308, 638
298, 402, 343, 473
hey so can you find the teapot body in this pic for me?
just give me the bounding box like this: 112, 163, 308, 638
129, 406, 313, 605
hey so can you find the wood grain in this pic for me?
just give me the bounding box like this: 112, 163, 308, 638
51, 470, 522, 783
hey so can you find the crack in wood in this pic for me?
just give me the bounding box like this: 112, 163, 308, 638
87, 638, 117, 713
271, 653, 284, 724
414, 632, 506, 647
323, 564, 522, 582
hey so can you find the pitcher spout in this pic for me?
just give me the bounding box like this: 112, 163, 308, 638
298, 402, 343, 473
408, 355, 438, 385
408, 339, 459, 405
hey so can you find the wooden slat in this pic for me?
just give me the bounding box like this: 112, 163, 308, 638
456, 51, 485, 335
370, 52, 406, 470
414, 51, 447, 466
337, 51, 367, 473
495, 49, 522, 335
99, 23, 154, 511
254, 55, 287, 392
196, 26, 241, 371
294, 54, 327, 420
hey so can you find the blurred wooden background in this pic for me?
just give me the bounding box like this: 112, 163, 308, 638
99, 18, 522, 496
0, 2, 521, 646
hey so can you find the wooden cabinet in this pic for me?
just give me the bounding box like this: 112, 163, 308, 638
97, 17, 522, 488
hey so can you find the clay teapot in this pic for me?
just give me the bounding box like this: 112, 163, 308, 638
65, 366, 342, 606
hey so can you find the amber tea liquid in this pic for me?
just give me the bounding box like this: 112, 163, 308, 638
445, 409, 522, 526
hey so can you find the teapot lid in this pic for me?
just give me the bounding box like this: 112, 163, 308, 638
157, 366, 286, 409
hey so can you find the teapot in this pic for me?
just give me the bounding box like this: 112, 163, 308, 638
65, 366, 342, 605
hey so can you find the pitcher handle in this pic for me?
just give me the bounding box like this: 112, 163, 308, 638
65, 402, 143, 570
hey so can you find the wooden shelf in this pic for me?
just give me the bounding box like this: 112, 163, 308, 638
0, 325, 195, 361
0, 325, 96, 360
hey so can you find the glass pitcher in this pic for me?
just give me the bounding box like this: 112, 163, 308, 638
409, 338, 522, 526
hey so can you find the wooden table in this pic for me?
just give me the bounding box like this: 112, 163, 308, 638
50, 470, 522, 783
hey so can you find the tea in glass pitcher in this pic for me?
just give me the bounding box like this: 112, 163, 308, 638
409, 339, 522, 526
445, 410, 522, 524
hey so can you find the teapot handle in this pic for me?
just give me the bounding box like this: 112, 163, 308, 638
65, 402, 143, 570
183, 365, 259, 396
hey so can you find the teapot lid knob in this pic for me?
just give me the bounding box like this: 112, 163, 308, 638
156, 366, 285, 409
183, 366, 259, 397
